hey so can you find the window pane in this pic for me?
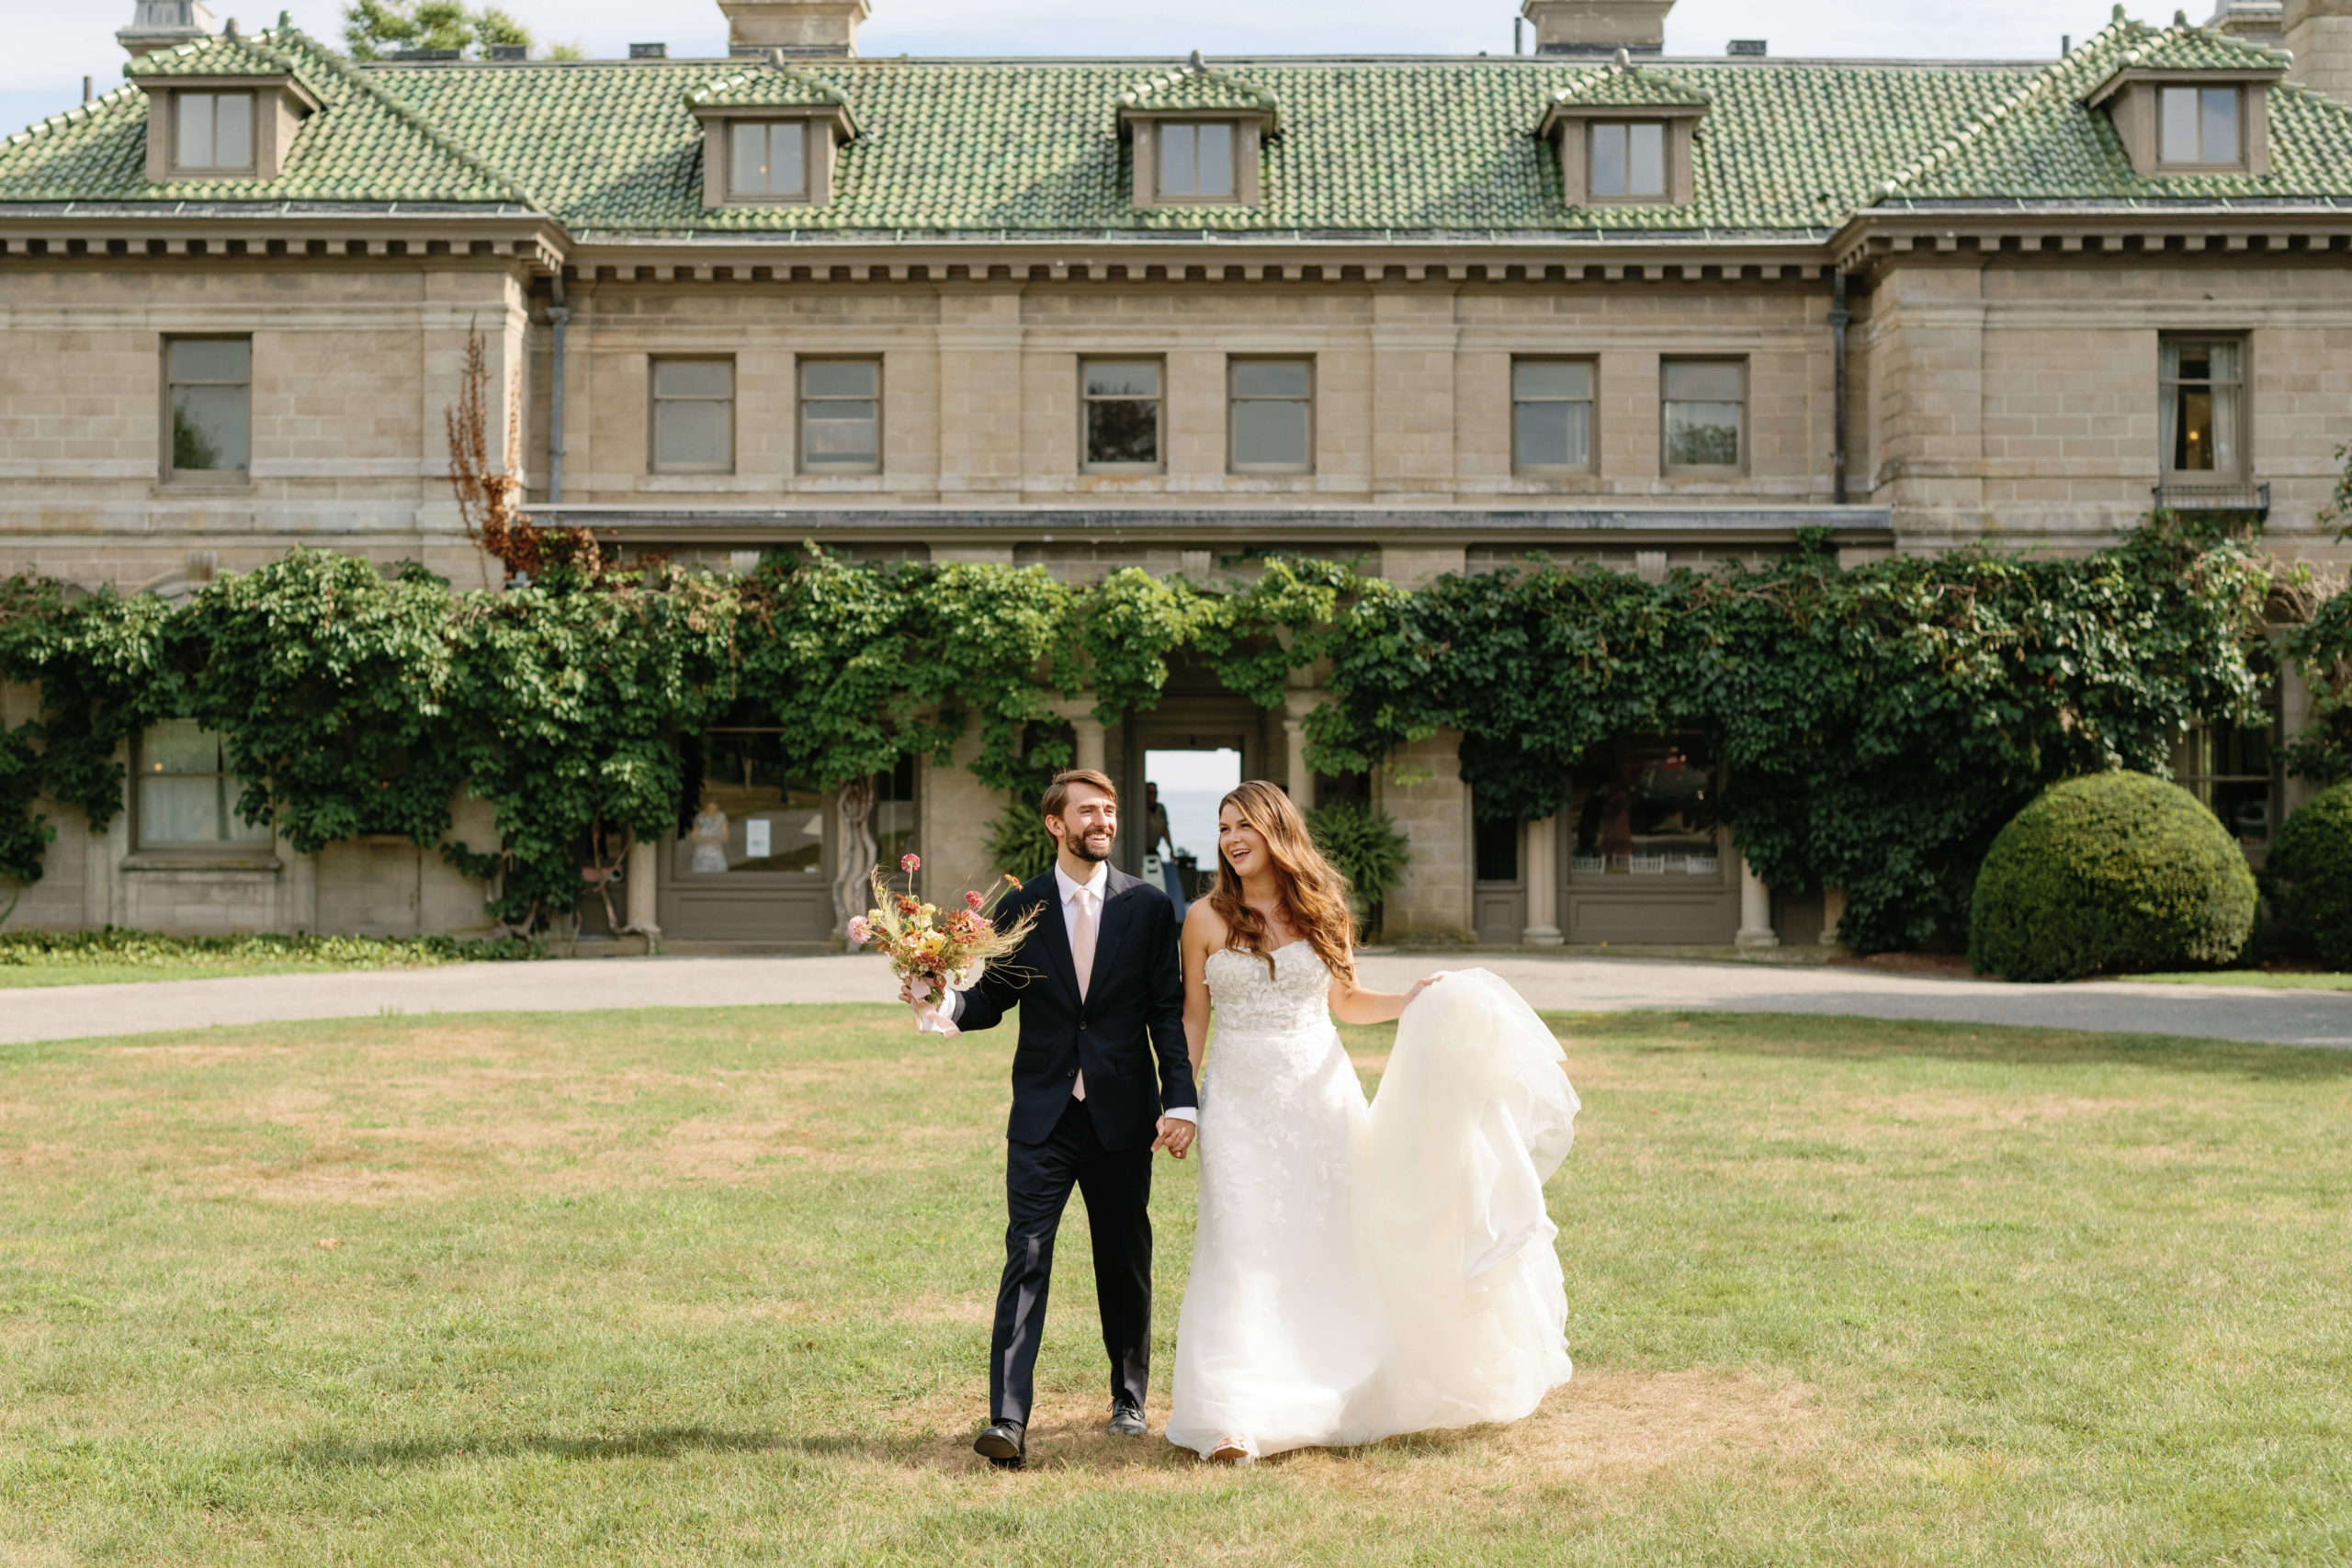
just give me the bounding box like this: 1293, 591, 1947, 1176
2204, 340, 2240, 381
215, 93, 252, 168
683, 733, 826, 877
1086, 400, 1159, 465
1084, 361, 1159, 399
2174, 388, 2215, 470
1233, 360, 1310, 399
1664, 401, 1741, 467
177, 93, 213, 168
1629, 121, 1666, 196
1591, 122, 1627, 197
140, 775, 223, 844
1514, 360, 1591, 400
145, 718, 222, 775
803, 361, 876, 398
1573, 735, 1720, 869
1234, 398, 1309, 467
1516, 400, 1590, 468
655, 400, 730, 468
1664, 361, 1742, 402
169, 339, 249, 383
1163, 123, 1195, 196
2161, 85, 2199, 162
804, 402, 878, 464
2201, 87, 2239, 164
1475, 814, 1520, 884
654, 360, 732, 399
172, 384, 250, 471
1195, 121, 1235, 197
732, 122, 767, 194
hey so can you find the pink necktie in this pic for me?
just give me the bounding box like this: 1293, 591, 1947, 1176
1070, 886, 1095, 1100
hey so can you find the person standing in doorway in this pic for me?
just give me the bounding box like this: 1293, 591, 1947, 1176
1145, 781, 1190, 920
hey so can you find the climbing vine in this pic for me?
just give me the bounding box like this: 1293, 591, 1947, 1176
0, 518, 2297, 950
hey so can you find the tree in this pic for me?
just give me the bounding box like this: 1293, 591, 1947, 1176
342, 0, 533, 60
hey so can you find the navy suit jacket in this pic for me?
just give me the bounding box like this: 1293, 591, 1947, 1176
954, 865, 1198, 1150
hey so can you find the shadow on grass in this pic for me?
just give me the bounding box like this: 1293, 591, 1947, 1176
279, 1423, 1205, 1475
1546, 1010, 2352, 1083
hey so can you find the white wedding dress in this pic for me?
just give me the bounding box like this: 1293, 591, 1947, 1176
1165, 943, 1580, 1461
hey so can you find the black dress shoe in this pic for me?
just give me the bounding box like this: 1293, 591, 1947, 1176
1107, 1402, 1147, 1438
973, 1419, 1026, 1469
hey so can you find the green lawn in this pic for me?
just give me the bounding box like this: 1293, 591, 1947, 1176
2, 1006, 2346, 1565
2135, 968, 2352, 991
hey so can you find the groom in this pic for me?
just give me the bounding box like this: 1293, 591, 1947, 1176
904, 768, 1197, 1469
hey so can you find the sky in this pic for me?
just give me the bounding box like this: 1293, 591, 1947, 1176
7, 0, 2161, 137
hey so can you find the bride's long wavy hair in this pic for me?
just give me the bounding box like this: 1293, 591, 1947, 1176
1207, 780, 1357, 987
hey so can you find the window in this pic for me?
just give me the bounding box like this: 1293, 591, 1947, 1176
729, 120, 808, 199
679, 730, 825, 878
1513, 359, 1596, 471
164, 337, 251, 479
1475, 815, 1521, 884
2161, 339, 2245, 478
1590, 121, 1667, 198
650, 359, 734, 473
1229, 358, 1313, 473
799, 359, 881, 472
2160, 85, 2241, 165
1081, 359, 1163, 471
1569, 734, 1722, 878
1158, 121, 1237, 200
2174, 711, 2278, 849
1661, 360, 1745, 472
137, 720, 273, 851
174, 91, 254, 172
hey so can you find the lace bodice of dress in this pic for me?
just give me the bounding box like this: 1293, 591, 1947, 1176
1204, 940, 1334, 1035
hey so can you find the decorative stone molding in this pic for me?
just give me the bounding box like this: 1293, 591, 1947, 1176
717, 0, 869, 59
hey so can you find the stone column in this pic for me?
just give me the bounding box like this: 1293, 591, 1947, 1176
1522, 814, 1564, 946
2280, 660, 2319, 819
1283, 691, 1318, 803
1736, 852, 1779, 949
1820, 886, 1847, 948
1071, 714, 1107, 775
625, 839, 660, 944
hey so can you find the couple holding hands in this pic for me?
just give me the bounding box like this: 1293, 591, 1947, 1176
902, 769, 1579, 1468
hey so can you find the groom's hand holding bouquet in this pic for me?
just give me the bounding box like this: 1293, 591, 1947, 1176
851, 853, 1043, 1033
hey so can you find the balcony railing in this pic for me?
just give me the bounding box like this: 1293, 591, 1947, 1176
2153, 479, 2270, 519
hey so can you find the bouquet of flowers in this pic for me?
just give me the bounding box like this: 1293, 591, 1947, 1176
851, 852, 1042, 1009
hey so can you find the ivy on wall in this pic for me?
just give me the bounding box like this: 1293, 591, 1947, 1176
0, 520, 2318, 952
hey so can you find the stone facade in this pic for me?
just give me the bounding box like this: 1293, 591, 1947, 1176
3, 0, 2348, 943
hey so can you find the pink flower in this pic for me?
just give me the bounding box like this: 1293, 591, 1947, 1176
846, 916, 872, 944
902, 852, 922, 874
966, 890, 985, 910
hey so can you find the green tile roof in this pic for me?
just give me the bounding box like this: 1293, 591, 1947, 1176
1884, 14, 2348, 203
123, 30, 298, 78
2, 11, 2347, 237
685, 60, 852, 110
1546, 63, 1713, 110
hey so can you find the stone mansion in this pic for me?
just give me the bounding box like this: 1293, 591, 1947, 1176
2, 0, 2348, 948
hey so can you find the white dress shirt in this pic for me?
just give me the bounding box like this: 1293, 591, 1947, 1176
936, 859, 1195, 1123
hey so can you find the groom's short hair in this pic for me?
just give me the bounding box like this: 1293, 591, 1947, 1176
1043, 769, 1118, 818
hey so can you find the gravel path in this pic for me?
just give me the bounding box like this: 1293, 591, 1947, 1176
2, 953, 2346, 1050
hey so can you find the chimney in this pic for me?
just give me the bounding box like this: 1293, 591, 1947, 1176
2206, 0, 2286, 43
117, 0, 218, 58
2285, 0, 2352, 98
1520, 0, 1675, 57
716, 0, 870, 58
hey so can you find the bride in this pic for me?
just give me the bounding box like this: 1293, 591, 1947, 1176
1166, 781, 1581, 1463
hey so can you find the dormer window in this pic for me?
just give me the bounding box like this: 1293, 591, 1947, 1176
2160, 85, 2241, 166
686, 60, 858, 211
2087, 53, 2280, 178
1115, 62, 1277, 210
729, 120, 808, 201
1157, 121, 1238, 201
174, 90, 254, 173
1589, 121, 1665, 198
1539, 67, 1708, 209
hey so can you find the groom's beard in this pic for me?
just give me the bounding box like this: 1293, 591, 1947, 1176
1066, 827, 1114, 863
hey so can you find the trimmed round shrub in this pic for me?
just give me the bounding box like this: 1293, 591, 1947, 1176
1968, 771, 2257, 983
2263, 781, 2352, 969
